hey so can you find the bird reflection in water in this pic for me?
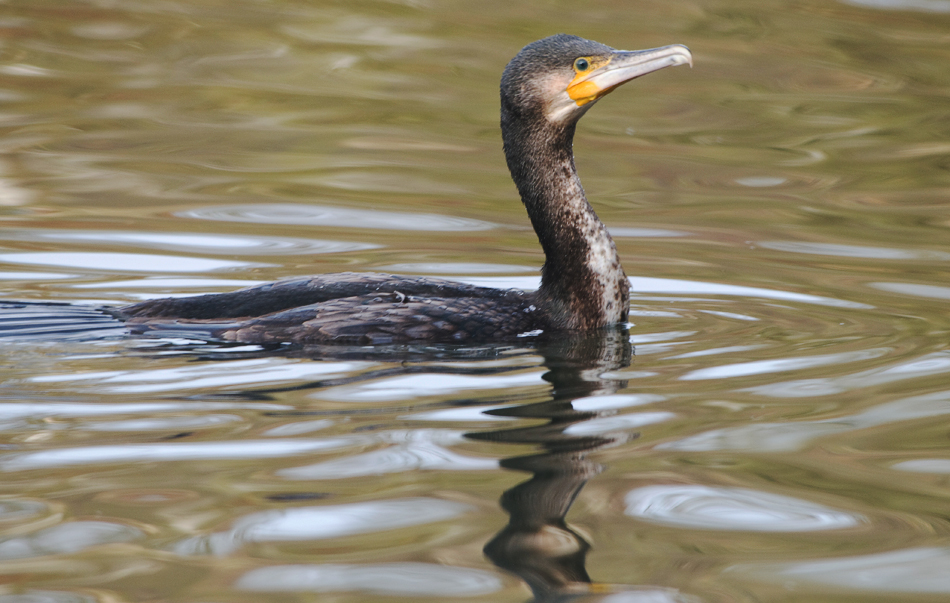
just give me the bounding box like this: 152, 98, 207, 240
236, 327, 675, 600
468, 329, 688, 602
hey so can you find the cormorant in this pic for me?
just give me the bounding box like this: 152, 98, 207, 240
108, 35, 692, 344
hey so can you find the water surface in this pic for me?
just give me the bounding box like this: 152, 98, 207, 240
0, 0, 949, 602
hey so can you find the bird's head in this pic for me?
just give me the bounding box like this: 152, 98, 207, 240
501, 34, 692, 126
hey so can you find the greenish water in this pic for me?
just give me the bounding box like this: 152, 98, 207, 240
0, 0, 949, 602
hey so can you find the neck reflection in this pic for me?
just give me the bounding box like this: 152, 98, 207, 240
467, 327, 633, 601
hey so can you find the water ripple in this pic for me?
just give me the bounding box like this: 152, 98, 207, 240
178, 203, 495, 232
0, 271, 76, 280
0, 521, 143, 559
572, 394, 666, 411
379, 262, 536, 274
759, 241, 950, 261
404, 405, 519, 422
277, 429, 497, 479
679, 348, 889, 381
0, 590, 95, 603
74, 277, 261, 290
0, 252, 261, 273
0, 500, 47, 524
236, 562, 502, 596
262, 419, 335, 437
892, 459, 950, 474
730, 546, 950, 593
871, 282, 950, 300
0, 439, 353, 472
0, 401, 288, 421
80, 414, 242, 432
564, 412, 676, 436
662, 389, 950, 452
31, 358, 369, 394
630, 277, 873, 309
174, 498, 472, 556
3, 230, 380, 256
624, 485, 862, 531
315, 370, 544, 402
842, 0, 950, 13
599, 589, 698, 603
71, 22, 151, 41
610, 227, 689, 238
742, 351, 950, 398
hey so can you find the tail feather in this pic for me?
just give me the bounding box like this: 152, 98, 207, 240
0, 301, 127, 341
124, 318, 241, 342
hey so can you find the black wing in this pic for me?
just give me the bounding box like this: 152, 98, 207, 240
127, 293, 543, 345
118, 272, 528, 321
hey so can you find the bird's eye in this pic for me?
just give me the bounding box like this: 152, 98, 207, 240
574, 58, 590, 72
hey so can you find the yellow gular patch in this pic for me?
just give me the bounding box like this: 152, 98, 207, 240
566, 57, 612, 106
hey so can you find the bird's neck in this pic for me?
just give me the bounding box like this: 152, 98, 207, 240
502, 111, 629, 329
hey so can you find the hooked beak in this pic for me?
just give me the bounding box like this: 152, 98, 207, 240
567, 44, 692, 106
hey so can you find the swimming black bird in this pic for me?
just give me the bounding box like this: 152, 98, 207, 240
50, 35, 692, 345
